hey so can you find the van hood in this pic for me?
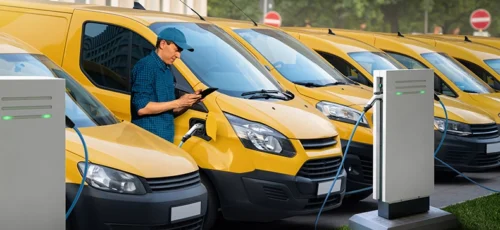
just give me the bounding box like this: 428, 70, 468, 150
66, 121, 198, 178
435, 96, 495, 124
295, 84, 372, 106
469, 93, 500, 123
214, 94, 338, 139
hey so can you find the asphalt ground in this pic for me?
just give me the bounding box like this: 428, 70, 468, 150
215, 167, 500, 229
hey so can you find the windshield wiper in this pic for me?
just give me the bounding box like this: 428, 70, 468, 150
463, 89, 479, 94
241, 89, 279, 96
293, 81, 346, 87
248, 94, 287, 100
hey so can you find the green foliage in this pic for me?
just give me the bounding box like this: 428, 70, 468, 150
207, 0, 500, 36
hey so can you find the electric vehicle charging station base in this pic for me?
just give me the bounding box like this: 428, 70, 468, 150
0, 76, 65, 230
349, 70, 458, 230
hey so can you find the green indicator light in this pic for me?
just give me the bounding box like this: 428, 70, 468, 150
420, 90, 426, 94
41, 114, 52, 119
396, 92, 403, 95
2, 116, 13, 120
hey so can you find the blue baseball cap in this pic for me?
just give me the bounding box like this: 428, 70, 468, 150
157, 27, 194, 52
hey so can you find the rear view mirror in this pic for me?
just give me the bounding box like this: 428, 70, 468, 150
205, 112, 217, 142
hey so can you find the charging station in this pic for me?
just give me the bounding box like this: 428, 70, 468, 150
0, 76, 65, 230
349, 69, 458, 230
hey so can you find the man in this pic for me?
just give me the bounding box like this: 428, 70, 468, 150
130, 27, 201, 143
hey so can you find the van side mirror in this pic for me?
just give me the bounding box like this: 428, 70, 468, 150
205, 112, 217, 141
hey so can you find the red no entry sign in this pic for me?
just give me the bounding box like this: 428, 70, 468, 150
264, 11, 281, 27
470, 9, 491, 31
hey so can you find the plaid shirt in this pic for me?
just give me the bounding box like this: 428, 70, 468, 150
130, 51, 176, 143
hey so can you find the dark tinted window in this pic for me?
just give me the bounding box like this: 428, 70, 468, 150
82, 22, 134, 93
318, 51, 372, 87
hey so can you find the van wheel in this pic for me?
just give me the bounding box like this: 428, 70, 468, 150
342, 190, 372, 204
200, 173, 220, 230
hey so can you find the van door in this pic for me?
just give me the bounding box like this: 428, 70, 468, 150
62, 10, 210, 144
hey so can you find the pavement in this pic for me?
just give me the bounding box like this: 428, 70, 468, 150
216, 167, 500, 230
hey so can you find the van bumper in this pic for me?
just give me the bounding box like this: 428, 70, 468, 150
66, 182, 207, 230
434, 131, 500, 172
203, 168, 346, 222
340, 140, 373, 193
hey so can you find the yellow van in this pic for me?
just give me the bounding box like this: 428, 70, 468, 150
0, 32, 207, 229
280, 28, 500, 176
0, 1, 347, 228
405, 35, 500, 91
320, 30, 500, 126
201, 17, 377, 203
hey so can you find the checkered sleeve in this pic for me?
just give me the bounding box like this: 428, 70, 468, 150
130, 63, 154, 113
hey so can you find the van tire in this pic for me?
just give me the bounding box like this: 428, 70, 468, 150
200, 172, 220, 230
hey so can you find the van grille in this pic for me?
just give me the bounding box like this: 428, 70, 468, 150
152, 217, 203, 230
145, 171, 200, 192
297, 157, 342, 180
300, 136, 337, 149
470, 123, 499, 139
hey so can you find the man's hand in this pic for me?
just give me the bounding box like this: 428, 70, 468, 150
194, 89, 205, 102
176, 93, 201, 108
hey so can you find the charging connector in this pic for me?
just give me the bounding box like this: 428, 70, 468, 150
179, 123, 205, 148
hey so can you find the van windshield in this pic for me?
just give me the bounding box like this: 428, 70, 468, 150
485, 59, 500, 75
0, 53, 119, 127
421, 52, 494, 94
349, 51, 405, 75
149, 22, 285, 98
233, 28, 350, 87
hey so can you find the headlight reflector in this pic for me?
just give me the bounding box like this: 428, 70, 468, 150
316, 101, 368, 126
225, 113, 296, 157
78, 162, 146, 195
434, 118, 472, 136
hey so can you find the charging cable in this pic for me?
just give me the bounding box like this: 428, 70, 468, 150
65, 116, 89, 220
434, 98, 499, 193
314, 93, 499, 229
179, 123, 205, 148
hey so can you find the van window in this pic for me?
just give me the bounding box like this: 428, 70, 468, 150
82, 22, 148, 94
233, 28, 350, 87
149, 23, 286, 98
458, 59, 500, 90
317, 51, 372, 87
0, 53, 119, 127
387, 52, 456, 97
348, 51, 405, 75
422, 52, 494, 94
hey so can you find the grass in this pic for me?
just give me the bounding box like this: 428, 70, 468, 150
335, 193, 500, 230
442, 193, 500, 230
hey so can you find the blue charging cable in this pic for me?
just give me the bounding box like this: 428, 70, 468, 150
65, 117, 90, 220
434, 100, 499, 193
314, 95, 499, 229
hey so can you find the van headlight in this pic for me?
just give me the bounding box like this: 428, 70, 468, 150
225, 113, 296, 157
434, 118, 472, 136
78, 162, 147, 195
316, 101, 368, 126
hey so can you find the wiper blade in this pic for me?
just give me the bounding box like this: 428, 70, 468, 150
293, 82, 324, 87
324, 81, 347, 86
463, 89, 479, 93
241, 89, 279, 96
248, 94, 287, 100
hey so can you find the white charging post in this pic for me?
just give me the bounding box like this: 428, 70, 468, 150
349, 69, 458, 230
0, 76, 65, 230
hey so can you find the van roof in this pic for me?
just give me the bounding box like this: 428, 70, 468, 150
408, 35, 500, 60
284, 27, 381, 53
0, 32, 41, 54
202, 16, 278, 30
0, 0, 208, 25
